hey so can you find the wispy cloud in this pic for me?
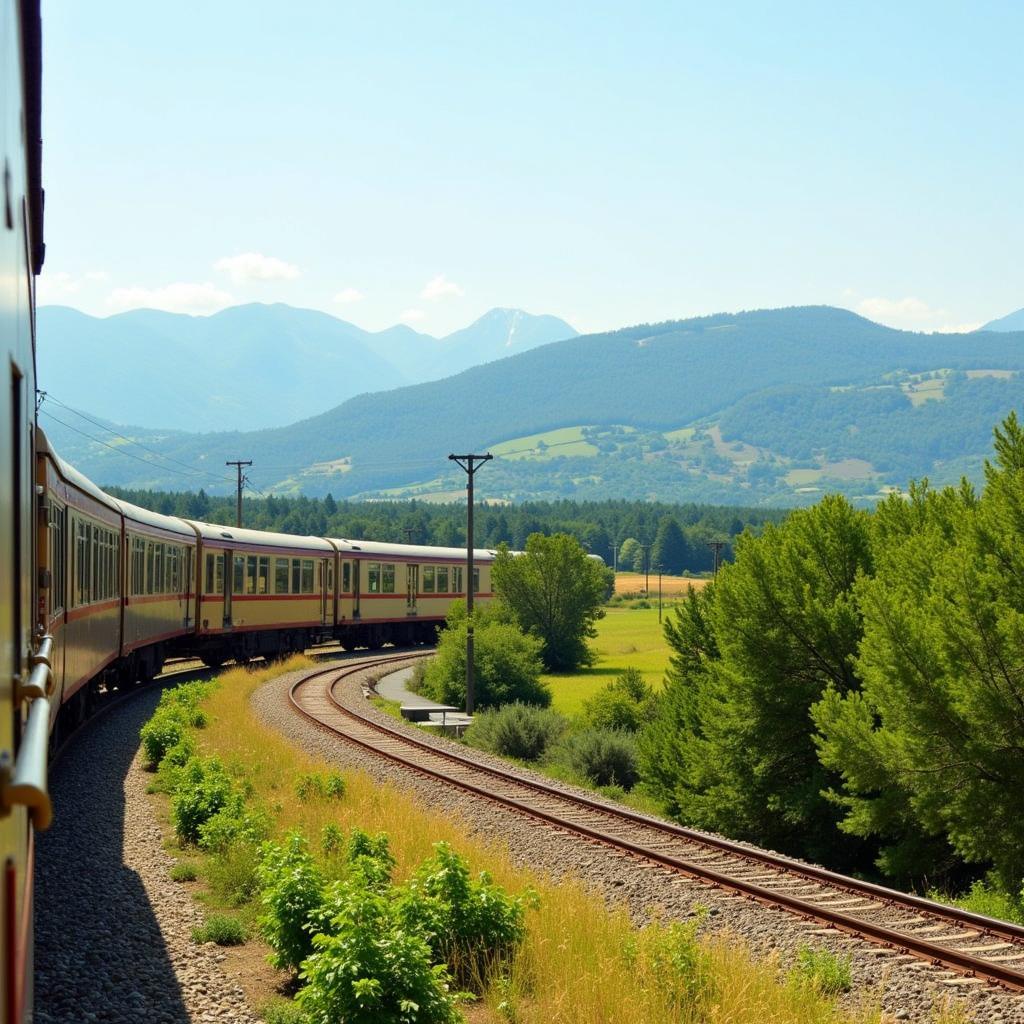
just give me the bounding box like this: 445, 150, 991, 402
400, 308, 426, 324
420, 273, 464, 301
334, 287, 364, 305
855, 295, 981, 334
106, 282, 234, 315
37, 269, 109, 304
214, 252, 300, 283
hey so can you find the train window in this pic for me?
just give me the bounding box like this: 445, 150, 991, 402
301, 559, 315, 594
291, 558, 302, 593
342, 561, 351, 592
452, 567, 463, 594
258, 556, 270, 594
91, 524, 102, 601
131, 537, 145, 595
422, 566, 435, 593
382, 564, 396, 594
155, 543, 166, 594
436, 566, 448, 593
49, 503, 66, 615
473, 568, 480, 594
204, 553, 225, 595
74, 517, 91, 606
275, 557, 289, 594
245, 555, 258, 595
233, 555, 245, 594
367, 563, 380, 593
167, 546, 178, 593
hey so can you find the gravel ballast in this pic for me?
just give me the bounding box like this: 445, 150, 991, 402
255, 660, 1024, 1024
34, 686, 259, 1024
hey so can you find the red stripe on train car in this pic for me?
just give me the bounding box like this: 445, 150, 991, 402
65, 598, 120, 623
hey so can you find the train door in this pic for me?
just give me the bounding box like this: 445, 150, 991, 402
407, 565, 418, 614
352, 560, 361, 618
320, 560, 330, 626
183, 547, 194, 629
223, 550, 233, 627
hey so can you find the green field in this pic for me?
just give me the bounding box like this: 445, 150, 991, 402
542, 606, 673, 716
490, 425, 598, 461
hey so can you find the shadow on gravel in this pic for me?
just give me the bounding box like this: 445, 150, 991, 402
34, 685, 192, 1024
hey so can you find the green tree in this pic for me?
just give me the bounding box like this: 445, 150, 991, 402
492, 533, 613, 671
422, 604, 549, 709
640, 496, 874, 867
814, 415, 1024, 887
618, 537, 642, 571
650, 516, 690, 574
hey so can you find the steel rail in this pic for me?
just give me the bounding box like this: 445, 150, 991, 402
288, 657, 1024, 993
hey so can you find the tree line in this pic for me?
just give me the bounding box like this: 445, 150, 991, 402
103, 488, 787, 571
640, 414, 1024, 896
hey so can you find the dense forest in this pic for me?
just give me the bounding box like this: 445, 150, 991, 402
103, 489, 788, 572
640, 414, 1024, 903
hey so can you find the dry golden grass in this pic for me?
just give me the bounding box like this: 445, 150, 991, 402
614, 571, 709, 596
186, 656, 967, 1024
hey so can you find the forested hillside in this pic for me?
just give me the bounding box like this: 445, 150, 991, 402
43, 306, 1024, 505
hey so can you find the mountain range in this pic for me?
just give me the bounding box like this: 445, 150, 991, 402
36, 304, 577, 432
40, 304, 1024, 507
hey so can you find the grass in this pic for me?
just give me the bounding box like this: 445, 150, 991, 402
542, 606, 674, 716
169, 861, 199, 882
788, 946, 852, 995
155, 654, 953, 1024
613, 571, 708, 596
929, 879, 1024, 925
192, 913, 247, 946
490, 426, 598, 461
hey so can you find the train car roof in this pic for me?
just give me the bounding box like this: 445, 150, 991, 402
329, 538, 498, 562
118, 500, 196, 539
37, 427, 122, 514
184, 520, 335, 553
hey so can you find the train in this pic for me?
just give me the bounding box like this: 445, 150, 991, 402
0, 4, 497, 1017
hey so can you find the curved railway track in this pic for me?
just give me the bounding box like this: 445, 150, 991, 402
289, 653, 1024, 995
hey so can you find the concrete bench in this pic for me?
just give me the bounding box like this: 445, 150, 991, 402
400, 704, 459, 723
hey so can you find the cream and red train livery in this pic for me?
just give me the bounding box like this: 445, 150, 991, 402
37, 429, 495, 741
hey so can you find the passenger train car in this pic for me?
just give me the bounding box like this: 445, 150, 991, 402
1, 1, 45, 1019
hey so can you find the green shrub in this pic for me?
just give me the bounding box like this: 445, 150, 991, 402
343, 828, 395, 892
198, 799, 271, 853
169, 861, 198, 882
294, 771, 346, 802
192, 913, 246, 946
396, 841, 534, 988
207, 840, 262, 906
297, 881, 463, 1024
171, 757, 236, 844
787, 946, 852, 995
929, 878, 1024, 925
320, 823, 344, 856
464, 703, 568, 761
583, 668, 655, 732
422, 614, 549, 710
553, 729, 639, 789
626, 920, 716, 1011
257, 832, 326, 972
140, 709, 187, 770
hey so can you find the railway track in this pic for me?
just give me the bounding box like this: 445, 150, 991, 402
289, 653, 1024, 995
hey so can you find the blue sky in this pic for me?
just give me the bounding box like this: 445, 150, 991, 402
39, 1, 1023, 336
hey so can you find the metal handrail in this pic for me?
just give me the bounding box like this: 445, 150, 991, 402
19, 634, 53, 700
2, 696, 52, 830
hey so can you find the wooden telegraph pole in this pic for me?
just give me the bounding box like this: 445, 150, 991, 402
448, 452, 492, 715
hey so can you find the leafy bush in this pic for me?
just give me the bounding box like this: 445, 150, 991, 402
464, 703, 568, 761
343, 828, 396, 892
297, 881, 463, 1024
140, 711, 187, 770
583, 668, 655, 732
422, 613, 548, 710
198, 798, 271, 853
169, 861, 198, 882
192, 913, 246, 946
320, 823, 344, 856
294, 771, 346, 802
787, 946, 851, 995
396, 842, 534, 988
553, 729, 639, 789
930, 878, 1024, 925
261, 1000, 310, 1024
171, 757, 236, 844
257, 832, 326, 972
625, 919, 716, 1012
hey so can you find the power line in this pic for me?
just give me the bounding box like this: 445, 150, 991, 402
39, 393, 235, 487
226, 460, 253, 527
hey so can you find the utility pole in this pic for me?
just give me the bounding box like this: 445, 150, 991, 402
448, 452, 492, 715
658, 566, 663, 623
225, 460, 252, 527
707, 540, 725, 578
